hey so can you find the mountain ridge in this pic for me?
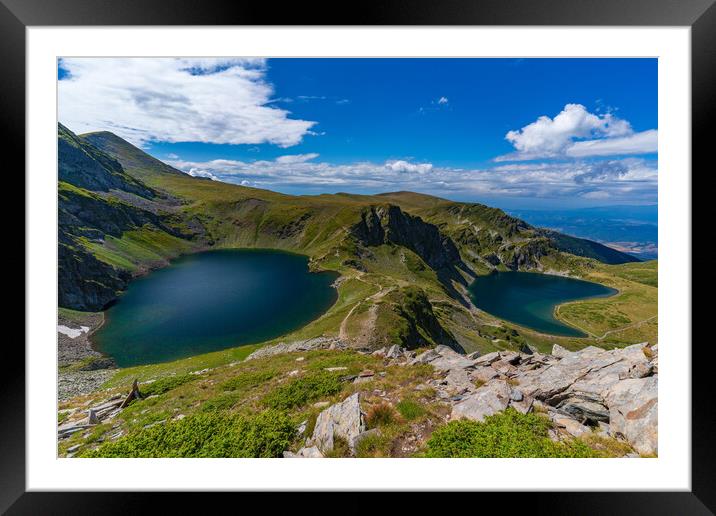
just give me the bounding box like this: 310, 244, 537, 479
58, 124, 643, 353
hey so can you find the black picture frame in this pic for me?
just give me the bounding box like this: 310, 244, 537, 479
4, 0, 712, 512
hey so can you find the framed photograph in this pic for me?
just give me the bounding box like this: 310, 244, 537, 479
5, 0, 712, 511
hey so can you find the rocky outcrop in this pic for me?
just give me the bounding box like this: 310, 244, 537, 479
308, 393, 365, 454
390, 342, 659, 456
244, 337, 348, 361
351, 205, 461, 270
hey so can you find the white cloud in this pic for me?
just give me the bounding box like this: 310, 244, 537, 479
385, 160, 433, 174
275, 153, 320, 164
566, 129, 658, 157
186, 168, 219, 181
438, 96, 449, 105
58, 58, 317, 147
497, 103, 656, 161
165, 155, 656, 203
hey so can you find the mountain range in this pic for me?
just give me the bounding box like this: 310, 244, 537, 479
58, 123, 640, 352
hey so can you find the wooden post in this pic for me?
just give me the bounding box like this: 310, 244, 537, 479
119, 378, 143, 409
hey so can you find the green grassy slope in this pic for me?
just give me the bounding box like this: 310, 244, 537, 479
60, 126, 655, 352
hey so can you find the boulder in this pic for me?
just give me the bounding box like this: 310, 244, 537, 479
510, 394, 534, 415
556, 395, 610, 423
553, 416, 591, 438
551, 344, 571, 358
445, 369, 475, 394
466, 351, 481, 360
473, 351, 501, 366
410, 349, 440, 365
385, 345, 404, 359
606, 376, 658, 455
429, 347, 475, 372
309, 393, 365, 454
469, 366, 500, 385
451, 380, 511, 422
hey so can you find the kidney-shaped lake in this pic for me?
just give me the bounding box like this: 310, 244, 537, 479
93, 249, 338, 367
468, 271, 617, 337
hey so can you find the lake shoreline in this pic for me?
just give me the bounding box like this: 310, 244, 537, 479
93, 248, 340, 367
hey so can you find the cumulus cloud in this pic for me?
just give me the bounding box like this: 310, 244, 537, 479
166, 154, 656, 203
58, 57, 317, 147
385, 160, 433, 173
497, 103, 656, 161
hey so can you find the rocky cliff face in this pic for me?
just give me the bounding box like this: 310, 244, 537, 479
58, 125, 203, 311
351, 205, 462, 270
59, 123, 154, 198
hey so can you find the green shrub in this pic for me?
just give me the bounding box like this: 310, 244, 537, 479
84, 411, 295, 458
221, 369, 277, 392
141, 374, 195, 397
425, 408, 598, 458
396, 399, 426, 421
262, 372, 343, 410
200, 392, 243, 412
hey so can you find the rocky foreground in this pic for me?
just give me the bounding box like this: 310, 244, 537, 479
270, 340, 658, 458
59, 337, 657, 458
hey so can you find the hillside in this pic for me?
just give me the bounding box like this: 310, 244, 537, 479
58, 124, 653, 357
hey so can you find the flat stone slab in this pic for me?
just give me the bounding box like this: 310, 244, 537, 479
451, 380, 511, 422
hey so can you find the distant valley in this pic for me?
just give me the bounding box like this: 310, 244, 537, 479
509, 205, 658, 260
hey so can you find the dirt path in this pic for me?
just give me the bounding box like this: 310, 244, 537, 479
338, 281, 394, 342
595, 315, 658, 340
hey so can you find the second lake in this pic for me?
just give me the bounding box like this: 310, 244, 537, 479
468, 271, 617, 337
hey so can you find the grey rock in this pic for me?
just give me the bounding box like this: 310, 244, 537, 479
606, 376, 658, 456
469, 366, 500, 384
556, 395, 610, 423
510, 389, 524, 402
553, 415, 591, 438
410, 349, 440, 365
385, 345, 404, 359
510, 395, 534, 415
309, 393, 365, 454
284, 445, 324, 458
429, 347, 475, 372
451, 380, 511, 422
473, 351, 501, 366
551, 344, 571, 358
445, 369, 475, 394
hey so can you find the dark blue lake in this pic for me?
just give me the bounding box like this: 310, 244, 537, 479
94, 249, 338, 367
468, 271, 617, 337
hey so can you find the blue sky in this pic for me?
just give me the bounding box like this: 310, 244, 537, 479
58, 58, 657, 209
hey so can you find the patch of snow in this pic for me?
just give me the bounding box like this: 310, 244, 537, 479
57, 325, 90, 339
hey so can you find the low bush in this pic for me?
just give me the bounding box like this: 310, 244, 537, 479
84, 410, 295, 458
221, 369, 277, 392
425, 408, 598, 458
262, 372, 343, 410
